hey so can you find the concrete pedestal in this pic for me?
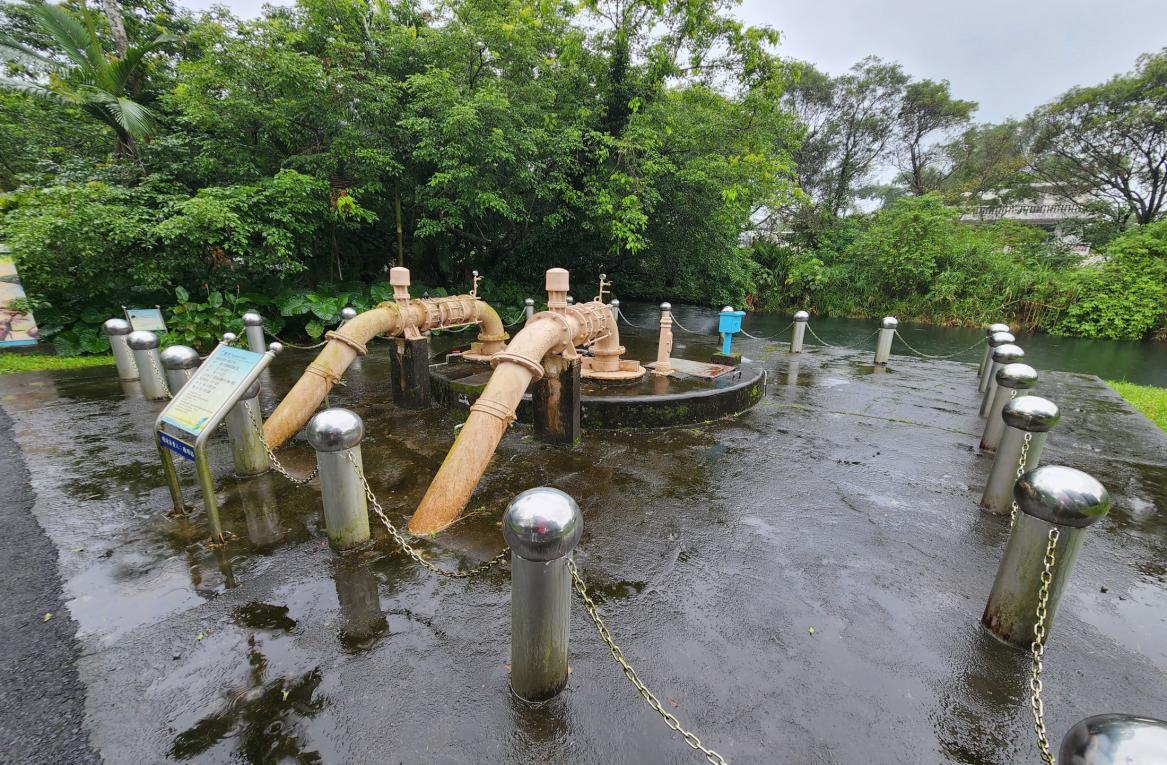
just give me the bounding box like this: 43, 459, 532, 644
533, 355, 581, 444
390, 337, 431, 409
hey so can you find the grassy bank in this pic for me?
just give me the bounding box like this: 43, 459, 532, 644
1109, 381, 1167, 432
0, 354, 115, 375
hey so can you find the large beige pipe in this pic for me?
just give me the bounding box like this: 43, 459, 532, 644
262, 296, 506, 449
408, 299, 616, 534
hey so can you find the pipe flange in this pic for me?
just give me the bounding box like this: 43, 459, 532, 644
324, 330, 368, 357
477, 332, 509, 343
470, 397, 516, 424
491, 350, 545, 380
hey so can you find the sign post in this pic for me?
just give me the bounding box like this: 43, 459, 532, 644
154, 337, 279, 541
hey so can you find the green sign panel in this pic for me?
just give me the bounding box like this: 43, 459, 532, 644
161, 345, 264, 436
126, 307, 168, 333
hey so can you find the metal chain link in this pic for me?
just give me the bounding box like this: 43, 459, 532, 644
803, 322, 839, 347
263, 329, 329, 350
249, 416, 319, 485
345, 451, 509, 578
1009, 432, 1034, 527
1029, 527, 1060, 765
617, 308, 655, 330
568, 559, 729, 765
892, 330, 986, 360
147, 351, 172, 399
740, 322, 794, 343
667, 314, 704, 335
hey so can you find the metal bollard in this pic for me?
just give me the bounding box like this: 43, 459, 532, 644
307, 408, 370, 549
502, 486, 583, 702
524, 298, 535, 323
127, 330, 169, 400
791, 311, 809, 353
981, 465, 1110, 648
979, 331, 1015, 394
242, 312, 265, 353
980, 396, 1058, 514
1059, 714, 1167, 763
610, 298, 620, 322
979, 343, 1024, 417
978, 323, 1010, 380
874, 316, 897, 365
980, 362, 1036, 451
566, 295, 574, 305
654, 302, 674, 376
340, 306, 357, 325
160, 345, 200, 395
102, 318, 139, 381
225, 381, 268, 477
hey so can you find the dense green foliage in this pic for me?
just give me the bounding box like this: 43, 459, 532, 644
1109, 381, 1167, 432
0, 0, 1165, 354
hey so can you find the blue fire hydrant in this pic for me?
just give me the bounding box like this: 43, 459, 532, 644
718, 307, 745, 356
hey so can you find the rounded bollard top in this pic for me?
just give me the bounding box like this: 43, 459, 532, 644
995, 362, 1037, 389
306, 408, 364, 452
221, 332, 237, 345
1058, 714, 1167, 764
524, 297, 535, 306
988, 331, 1015, 348
160, 345, 200, 370
242, 311, 263, 327
1015, 465, 1111, 528
389, 266, 411, 287
1003, 395, 1060, 432
611, 298, 620, 307
566, 295, 575, 304
126, 330, 159, 350
267, 341, 284, 355
340, 307, 357, 321
987, 322, 1011, 336
881, 316, 898, 329
102, 318, 132, 336
794, 310, 809, 322
660, 302, 671, 311
992, 343, 1024, 364
502, 487, 583, 562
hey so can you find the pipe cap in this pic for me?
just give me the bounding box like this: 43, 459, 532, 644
992, 343, 1024, 364
545, 268, 569, 293
102, 318, 131, 336
995, 362, 1037, 389
988, 331, 1015, 347
159, 345, 200, 370
794, 310, 809, 321
502, 487, 583, 562
126, 330, 159, 350
340, 307, 357, 321
306, 408, 364, 452
881, 316, 898, 329
987, 322, 1011, 335
660, 302, 671, 311
1059, 714, 1167, 764
1003, 395, 1059, 432
389, 266, 411, 287
1014, 465, 1111, 528
242, 311, 263, 327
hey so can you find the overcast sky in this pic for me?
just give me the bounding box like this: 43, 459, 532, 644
184, 0, 1167, 123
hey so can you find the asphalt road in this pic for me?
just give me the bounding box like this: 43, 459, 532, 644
0, 404, 99, 764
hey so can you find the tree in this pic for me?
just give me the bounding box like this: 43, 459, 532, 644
0, 1, 173, 158
1031, 49, 1167, 225
893, 79, 976, 195
939, 121, 1032, 202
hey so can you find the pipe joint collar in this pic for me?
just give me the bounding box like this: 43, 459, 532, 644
324, 330, 368, 357
492, 350, 545, 380
469, 397, 517, 425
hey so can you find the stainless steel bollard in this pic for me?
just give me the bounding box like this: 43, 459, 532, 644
978, 323, 1010, 380
102, 318, 139, 381
524, 298, 535, 323
242, 311, 265, 353
980, 362, 1036, 451
981, 396, 1059, 514
982, 465, 1110, 648
127, 330, 169, 400
979, 330, 1015, 394
874, 316, 897, 365
1059, 714, 1167, 764
307, 408, 370, 549
502, 486, 583, 702
225, 381, 268, 477
791, 311, 809, 353
340, 306, 357, 324
610, 298, 620, 322
979, 341, 1023, 417
160, 345, 200, 395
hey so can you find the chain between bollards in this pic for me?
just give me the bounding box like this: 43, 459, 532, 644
1009, 433, 1033, 528
146, 349, 171, 399
892, 330, 986, 360
739, 322, 794, 342
803, 322, 839, 347
569, 559, 730, 765
263, 329, 329, 350
1029, 526, 1060, 765
346, 451, 509, 578
250, 416, 320, 485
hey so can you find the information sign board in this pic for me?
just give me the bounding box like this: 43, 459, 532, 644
125, 307, 168, 333
161, 346, 264, 436
159, 431, 195, 461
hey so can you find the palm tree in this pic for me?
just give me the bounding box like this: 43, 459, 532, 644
0, 1, 173, 159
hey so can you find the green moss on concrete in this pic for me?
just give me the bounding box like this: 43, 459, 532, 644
0, 354, 115, 375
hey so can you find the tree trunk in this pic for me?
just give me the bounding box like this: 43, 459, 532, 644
101, 0, 129, 57
394, 185, 406, 267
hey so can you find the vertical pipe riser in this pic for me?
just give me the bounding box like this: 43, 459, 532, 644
511, 555, 571, 701
318, 447, 370, 549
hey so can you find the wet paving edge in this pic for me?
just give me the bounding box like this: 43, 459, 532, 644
0, 404, 101, 764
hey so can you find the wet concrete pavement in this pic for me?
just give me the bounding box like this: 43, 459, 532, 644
1, 326, 1165, 764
